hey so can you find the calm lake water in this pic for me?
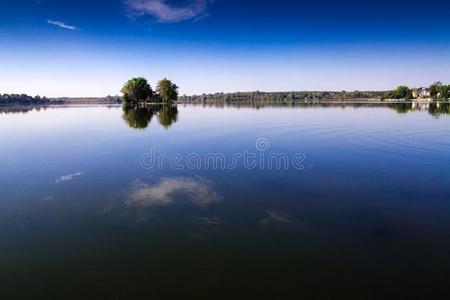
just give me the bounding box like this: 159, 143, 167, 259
1, 103, 450, 299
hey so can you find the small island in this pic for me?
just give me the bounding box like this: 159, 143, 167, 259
121, 77, 179, 104
119, 77, 179, 130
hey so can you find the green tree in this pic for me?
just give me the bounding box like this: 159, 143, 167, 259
429, 82, 443, 99
121, 77, 153, 104
156, 78, 179, 103
389, 86, 413, 100
429, 82, 450, 100
443, 85, 450, 100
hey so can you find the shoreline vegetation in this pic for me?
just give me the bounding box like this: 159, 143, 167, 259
1, 82, 449, 107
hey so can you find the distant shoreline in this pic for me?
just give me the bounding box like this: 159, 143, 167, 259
0, 98, 437, 108
2, 83, 449, 106
0, 93, 443, 107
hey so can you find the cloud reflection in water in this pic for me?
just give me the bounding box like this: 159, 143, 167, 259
125, 177, 223, 208
55, 172, 83, 183
261, 211, 294, 226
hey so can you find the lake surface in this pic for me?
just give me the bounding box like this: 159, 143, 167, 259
1, 103, 450, 299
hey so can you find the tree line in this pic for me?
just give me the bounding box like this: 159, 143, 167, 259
0, 94, 51, 105
2, 81, 449, 106
0, 94, 121, 105
178, 90, 389, 104
179, 83, 450, 103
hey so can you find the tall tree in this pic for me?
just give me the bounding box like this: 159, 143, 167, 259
121, 77, 153, 103
389, 86, 413, 100
429, 82, 450, 100
429, 82, 443, 99
156, 78, 179, 103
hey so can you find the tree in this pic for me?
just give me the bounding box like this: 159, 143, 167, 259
429, 82, 443, 99
389, 86, 413, 100
156, 78, 179, 103
429, 82, 450, 100
121, 77, 153, 104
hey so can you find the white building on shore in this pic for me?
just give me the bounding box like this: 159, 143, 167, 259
412, 87, 431, 99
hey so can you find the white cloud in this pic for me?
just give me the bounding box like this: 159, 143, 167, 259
125, 177, 223, 207
47, 19, 77, 30
125, 0, 213, 23
55, 172, 83, 183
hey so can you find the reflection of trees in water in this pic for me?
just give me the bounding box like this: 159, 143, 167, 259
122, 104, 179, 130
158, 105, 178, 128
387, 103, 413, 114
428, 102, 450, 117
0, 105, 118, 115
1, 102, 448, 120
122, 105, 156, 129
0, 106, 49, 114
387, 102, 450, 116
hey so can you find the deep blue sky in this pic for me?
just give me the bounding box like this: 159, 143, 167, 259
1, 0, 450, 97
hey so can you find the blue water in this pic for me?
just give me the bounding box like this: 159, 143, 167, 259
0, 104, 449, 299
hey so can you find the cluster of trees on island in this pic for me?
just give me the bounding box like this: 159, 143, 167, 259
121, 77, 179, 103
120, 77, 180, 130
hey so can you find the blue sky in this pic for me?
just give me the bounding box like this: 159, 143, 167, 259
1, 0, 450, 97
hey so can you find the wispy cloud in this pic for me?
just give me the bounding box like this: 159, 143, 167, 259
125, 0, 213, 23
47, 19, 77, 30
125, 177, 223, 208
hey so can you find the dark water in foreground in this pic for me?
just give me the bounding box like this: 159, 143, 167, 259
1, 104, 450, 299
